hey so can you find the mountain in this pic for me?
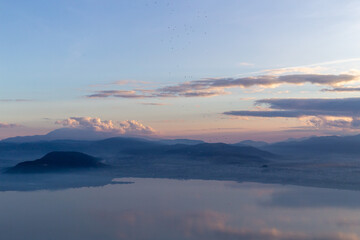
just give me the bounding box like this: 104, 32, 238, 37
262, 134, 360, 157
0, 136, 158, 164
233, 140, 269, 148
156, 139, 205, 145
120, 142, 275, 165
0, 136, 276, 168
6, 151, 107, 173
2, 128, 205, 145
2, 128, 121, 143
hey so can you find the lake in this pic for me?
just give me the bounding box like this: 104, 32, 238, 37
0, 178, 359, 240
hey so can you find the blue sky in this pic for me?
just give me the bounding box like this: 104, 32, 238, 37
1, 0, 360, 141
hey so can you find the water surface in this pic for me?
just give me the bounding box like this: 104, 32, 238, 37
0, 178, 359, 240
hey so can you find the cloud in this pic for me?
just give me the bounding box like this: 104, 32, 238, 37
224, 98, 360, 130
112, 80, 149, 85
255, 98, 360, 114
0, 122, 20, 128
263, 66, 326, 75
322, 87, 360, 92
86, 73, 359, 99
55, 117, 155, 135
262, 58, 360, 75
239, 97, 256, 101
140, 102, 168, 106
89, 80, 149, 88
179, 89, 230, 97
87, 90, 148, 99
158, 74, 356, 94
305, 116, 360, 130
224, 110, 329, 118
87, 87, 229, 99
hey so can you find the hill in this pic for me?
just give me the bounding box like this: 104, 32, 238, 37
6, 151, 107, 173
262, 134, 360, 157
119, 142, 275, 165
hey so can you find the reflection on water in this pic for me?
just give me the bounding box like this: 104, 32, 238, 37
0, 178, 360, 240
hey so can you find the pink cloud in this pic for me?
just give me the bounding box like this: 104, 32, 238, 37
55, 117, 155, 135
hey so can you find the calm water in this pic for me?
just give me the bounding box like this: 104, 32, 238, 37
0, 178, 360, 240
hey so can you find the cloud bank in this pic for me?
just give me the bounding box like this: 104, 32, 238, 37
256, 98, 360, 115
87, 90, 147, 99
322, 87, 360, 92
225, 98, 360, 118
224, 98, 360, 130
55, 117, 155, 135
87, 73, 359, 99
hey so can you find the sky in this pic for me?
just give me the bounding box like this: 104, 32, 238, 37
1, 0, 360, 142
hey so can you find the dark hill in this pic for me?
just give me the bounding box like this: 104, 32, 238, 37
6, 151, 107, 173
121, 142, 275, 165
164, 143, 274, 158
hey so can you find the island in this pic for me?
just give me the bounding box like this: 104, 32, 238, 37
6, 151, 107, 173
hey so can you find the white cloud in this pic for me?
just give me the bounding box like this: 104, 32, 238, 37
55, 117, 155, 135
305, 116, 360, 130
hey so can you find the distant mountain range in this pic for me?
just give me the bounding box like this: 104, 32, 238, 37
2, 128, 126, 142
233, 140, 269, 148
2, 127, 205, 145
0, 136, 275, 168
120, 142, 274, 165
262, 134, 360, 157
3, 129, 360, 166
3, 132, 360, 191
